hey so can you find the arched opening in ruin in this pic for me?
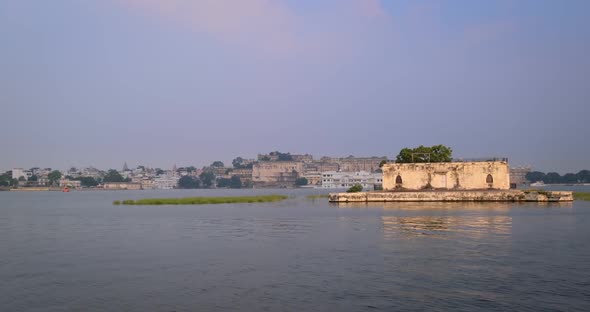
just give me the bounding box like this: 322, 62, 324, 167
486, 174, 494, 185
395, 175, 403, 184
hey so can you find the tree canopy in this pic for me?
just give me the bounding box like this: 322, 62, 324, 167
232, 157, 245, 168
48, 170, 62, 185
178, 176, 200, 189
217, 175, 242, 188
229, 175, 242, 188
199, 171, 216, 188
346, 184, 363, 193
103, 169, 125, 183
278, 153, 293, 161
525, 170, 590, 184
231, 157, 253, 169
80, 177, 99, 187
525, 171, 545, 183
273, 151, 293, 161
0, 173, 17, 187
211, 161, 225, 168
295, 177, 308, 186
396, 145, 453, 163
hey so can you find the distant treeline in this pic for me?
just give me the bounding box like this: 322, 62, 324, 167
526, 170, 590, 184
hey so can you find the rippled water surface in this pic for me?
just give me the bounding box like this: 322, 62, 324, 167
2, 188, 590, 311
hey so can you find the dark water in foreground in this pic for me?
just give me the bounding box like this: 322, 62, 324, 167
2, 188, 590, 311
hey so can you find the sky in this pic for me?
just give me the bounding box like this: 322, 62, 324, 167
1, 0, 588, 173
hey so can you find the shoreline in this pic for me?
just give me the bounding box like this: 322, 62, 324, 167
329, 190, 574, 203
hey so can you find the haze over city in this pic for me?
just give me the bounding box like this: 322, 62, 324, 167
1, 0, 588, 173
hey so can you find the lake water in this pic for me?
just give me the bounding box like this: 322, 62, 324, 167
2, 188, 590, 311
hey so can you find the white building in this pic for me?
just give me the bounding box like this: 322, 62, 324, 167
154, 175, 179, 190
320, 171, 383, 190
59, 179, 82, 189
67, 167, 81, 178
11, 168, 28, 180
81, 167, 102, 179
141, 178, 155, 190
38, 168, 53, 178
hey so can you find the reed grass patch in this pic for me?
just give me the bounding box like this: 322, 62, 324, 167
114, 195, 289, 205
574, 192, 590, 201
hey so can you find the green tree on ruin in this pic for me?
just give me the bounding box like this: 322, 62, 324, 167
346, 184, 363, 193
395, 145, 453, 163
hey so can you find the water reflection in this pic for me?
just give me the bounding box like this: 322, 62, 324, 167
381, 215, 512, 240
532, 201, 573, 208
334, 201, 572, 211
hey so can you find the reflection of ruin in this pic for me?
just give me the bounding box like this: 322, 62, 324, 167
334, 201, 572, 210
335, 201, 513, 211
381, 215, 512, 240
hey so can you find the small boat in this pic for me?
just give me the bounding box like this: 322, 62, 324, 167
62, 187, 70, 192
530, 181, 546, 187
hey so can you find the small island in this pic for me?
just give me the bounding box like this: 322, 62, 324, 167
330, 145, 574, 203
113, 195, 288, 205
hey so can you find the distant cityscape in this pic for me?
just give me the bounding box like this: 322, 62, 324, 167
1, 151, 587, 191
0, 152, 387, 190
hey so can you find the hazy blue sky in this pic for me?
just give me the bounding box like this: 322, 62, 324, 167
1, 0, 588, 173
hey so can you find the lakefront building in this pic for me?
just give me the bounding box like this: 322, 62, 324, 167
321, 171, 383, 189
59, 179, 82, 189
381, 160, 510, 191
252, 161, 304, 187
154, 175, 179, 190
103, 182, 142, 190
11, 168, 28, 180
